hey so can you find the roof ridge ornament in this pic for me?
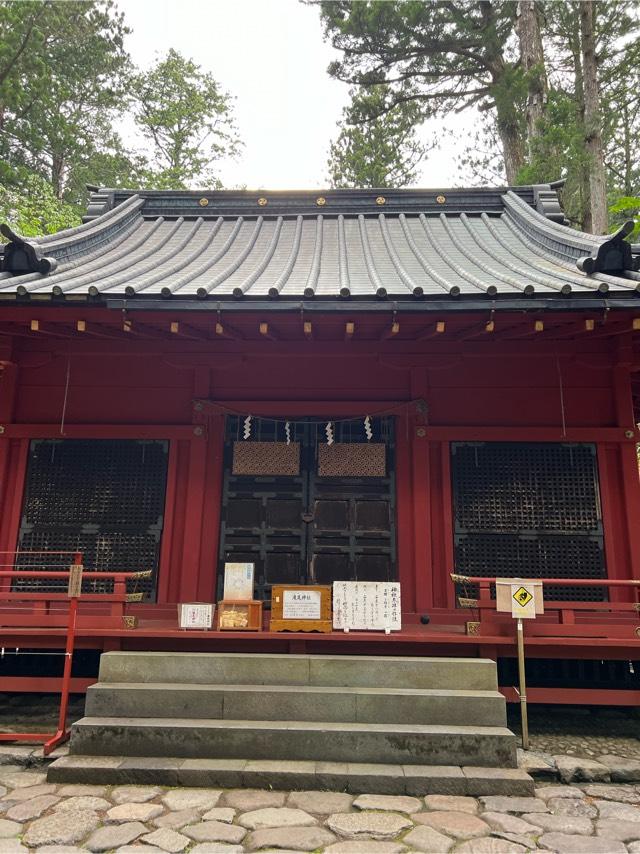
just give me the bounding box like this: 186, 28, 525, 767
0, 224, 57, 276
576, 221, 640, 275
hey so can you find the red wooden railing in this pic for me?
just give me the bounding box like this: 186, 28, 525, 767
451, 573, 640, 638
0, 551, 150, 754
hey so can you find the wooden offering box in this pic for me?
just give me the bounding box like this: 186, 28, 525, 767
270, 584, 332, 633
217, 600, 263, 631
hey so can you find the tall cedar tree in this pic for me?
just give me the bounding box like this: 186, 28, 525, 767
328, 87, 429, 187
317, 1, 526, 184
0, 0, 133, 204
132, 50, 242, 190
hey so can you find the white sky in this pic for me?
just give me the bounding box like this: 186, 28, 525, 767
122, 0, 471, 190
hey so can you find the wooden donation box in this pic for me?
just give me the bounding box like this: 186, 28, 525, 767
218, 562, 262, 631
270, 584, 332, 632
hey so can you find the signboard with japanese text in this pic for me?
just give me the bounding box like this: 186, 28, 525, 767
178, 602, 214, 630
283, 589, 322, 620
332, 581, 402, 632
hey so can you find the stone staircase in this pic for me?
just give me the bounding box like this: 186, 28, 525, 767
48, 652, 533, 795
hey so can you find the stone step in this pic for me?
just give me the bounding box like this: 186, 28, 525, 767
98, 651, 499, 690
69, 716, 517, 767
85, 682, 507, 727
47, 754, 534, 796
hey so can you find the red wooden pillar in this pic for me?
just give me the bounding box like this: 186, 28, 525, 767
612, 345, 640, 584
409, 368, 432, 612
178, 368, 211, 601
197, 411, 225, 601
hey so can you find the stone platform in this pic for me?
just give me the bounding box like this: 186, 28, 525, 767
48, 652, 530, 794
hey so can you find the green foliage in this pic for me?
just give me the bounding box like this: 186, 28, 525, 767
132, 49, 242, 190
515, 1, 640, 229
316, 0, 527, 182
327, 87, 429, 188
0, 1, 134, 203
609, 197, 640, 239
0, 168, 80, 236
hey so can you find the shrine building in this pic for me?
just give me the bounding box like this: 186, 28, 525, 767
1, 184, 639, 705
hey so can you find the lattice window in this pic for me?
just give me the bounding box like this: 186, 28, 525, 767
16, 439, 169, 600
451, 442, 606, 602
317, 444, 386, 477
232, 442, 300, 476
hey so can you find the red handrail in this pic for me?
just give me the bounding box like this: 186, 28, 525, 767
0, 557, 151, 755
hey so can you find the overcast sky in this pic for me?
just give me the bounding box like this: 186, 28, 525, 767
123, 0, 469, 190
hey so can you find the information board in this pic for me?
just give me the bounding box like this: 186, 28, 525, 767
332, 581, 401, 632
283, 589, 322, 620
178, 603, 214, 630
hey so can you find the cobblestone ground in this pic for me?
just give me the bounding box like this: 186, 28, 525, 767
2, 763, 640, 853
506, 706, 640, 761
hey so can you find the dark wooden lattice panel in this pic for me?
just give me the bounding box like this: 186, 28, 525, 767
451, 442, 606, 603
317, 444, 386, 477
232, 442, 300, 476
452, 442, 601, 533
16, 440, 168, 600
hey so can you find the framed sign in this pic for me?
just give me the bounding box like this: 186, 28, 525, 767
270, 584, 332, 632
178, 603, 214, 630
223, 562, 255, 600
332, 582, 402, 632
283, 589, 321, 620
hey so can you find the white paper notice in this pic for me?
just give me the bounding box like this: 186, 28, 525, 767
223, 562, 255, 600
332, 582, 401, 631
283, 589, 321, 620
179, 603, 214, 630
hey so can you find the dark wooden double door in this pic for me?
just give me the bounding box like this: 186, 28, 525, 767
217, 417, 396, 601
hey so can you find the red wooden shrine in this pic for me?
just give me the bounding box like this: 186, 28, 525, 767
0, 185, 639, 704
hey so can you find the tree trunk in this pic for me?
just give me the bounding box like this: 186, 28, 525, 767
496, 111, 526, 184
51, 154, 64, 200
580, 0, 608, 234
567, 15, 590, 231
517, 0, 548, 154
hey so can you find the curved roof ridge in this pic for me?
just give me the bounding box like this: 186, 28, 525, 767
30, 194, 144, 251
503, 191, 606, 256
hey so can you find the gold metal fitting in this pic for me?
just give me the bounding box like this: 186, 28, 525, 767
194, 425, 204, 437
466, 621, 481, 635
122, 615, 138, 629
316, 197, 326, 206
199, 198, 209, 207
416, 427, 426, 438
458, 597, 479, 608
436, 194, 446, 204
0, 426, 5, 435
450, 573, 471, 583
257, 197, 268, 206
125, 592, 144, 602
625, 429, 635, 439
635, 626, 640, 637
376, 196, 386, 206
131, 570, 153, 579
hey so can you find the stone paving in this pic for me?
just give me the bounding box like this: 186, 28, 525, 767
2, 760, 640, 852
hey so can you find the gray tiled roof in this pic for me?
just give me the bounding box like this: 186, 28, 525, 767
0, 186, 638, 303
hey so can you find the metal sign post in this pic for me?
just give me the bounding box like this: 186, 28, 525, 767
516, 617, 529, 750
496, 579, 543, 751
